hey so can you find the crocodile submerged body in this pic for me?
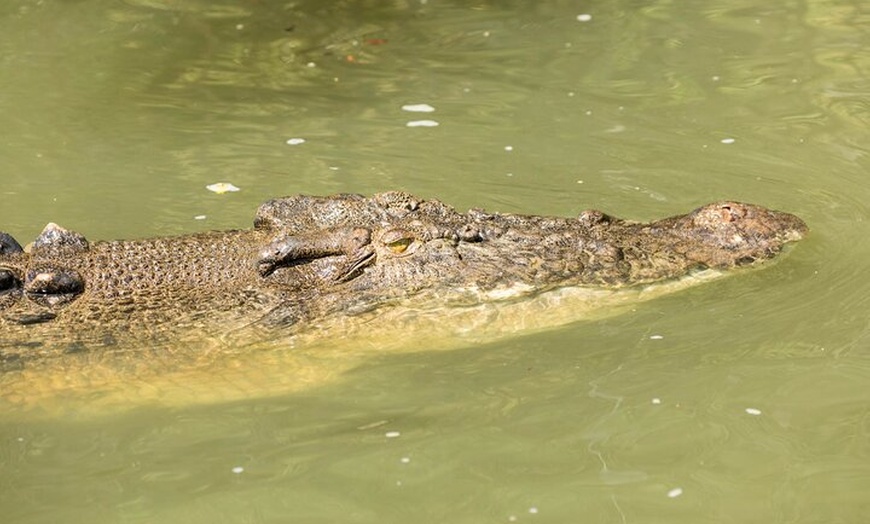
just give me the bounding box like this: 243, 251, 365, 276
0, 192, 807, 374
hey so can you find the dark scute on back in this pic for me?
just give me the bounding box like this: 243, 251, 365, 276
24, 266, 85, 307
0, 233, 23, 255
31, 223, 89, 255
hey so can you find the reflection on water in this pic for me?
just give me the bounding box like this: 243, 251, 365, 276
1, 0, 869, 522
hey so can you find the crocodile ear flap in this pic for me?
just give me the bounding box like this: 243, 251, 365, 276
257, 227, 373, 277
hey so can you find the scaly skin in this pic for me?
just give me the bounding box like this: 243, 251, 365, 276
0, 192, 807, 369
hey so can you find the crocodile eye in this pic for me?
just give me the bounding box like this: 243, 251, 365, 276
386, 237, 413, 254
381, 230, 415, 254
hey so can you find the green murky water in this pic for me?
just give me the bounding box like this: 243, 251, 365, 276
2, 0, 869, 522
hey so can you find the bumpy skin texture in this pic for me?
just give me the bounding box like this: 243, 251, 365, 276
0, 192, 807, 365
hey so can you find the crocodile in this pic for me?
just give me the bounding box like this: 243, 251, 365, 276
0, 192, 807, 361
0, 191, 807, 376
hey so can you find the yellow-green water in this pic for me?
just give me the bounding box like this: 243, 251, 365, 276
1, 0, 867, 522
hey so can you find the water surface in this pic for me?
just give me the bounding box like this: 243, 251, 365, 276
2, 0, 868, 522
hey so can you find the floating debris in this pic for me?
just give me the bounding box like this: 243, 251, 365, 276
401, 103, 435, 113
385, 431, 401, 438
504, 145, 514, 152
649, 334, 664, 340
667, 487, 683, 498
651, 397, 662, 405
745, 407, 762, 416
577, 14, 592, 22
194, 215, 206, 220
406, 120, 439, 127
720, 138, 736, 144
231, 466, 244, 474
357, 419, 389, 431
206, 182, 240, 194
286, 138, 306, 145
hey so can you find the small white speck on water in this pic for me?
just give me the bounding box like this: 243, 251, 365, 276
528, 506, 539, 514
652, 397, 662, 405
231, 466, 244, 474
483, 30, 491, 37
206, 182, 240, 194
401, 103, 435, 113
16, 437, 24, 442
720, 137, 736, 144
406, 120, 439, 127
400, 457, 411, 464
506, 173, 514, 177
306, 62, 316, 68
649, 334, 664, 340
235, 24, 244, 30
577, 13, 592, 22
668, 487, 683, 498
508, 516, 517, 522
286, 137, 306, 145
745, 407, 762, 416
504, 145, 514, 152
385, 431, 401, 438
194, 215, 206, 220
712, 75, 721, 81
585, 109, 593, 115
